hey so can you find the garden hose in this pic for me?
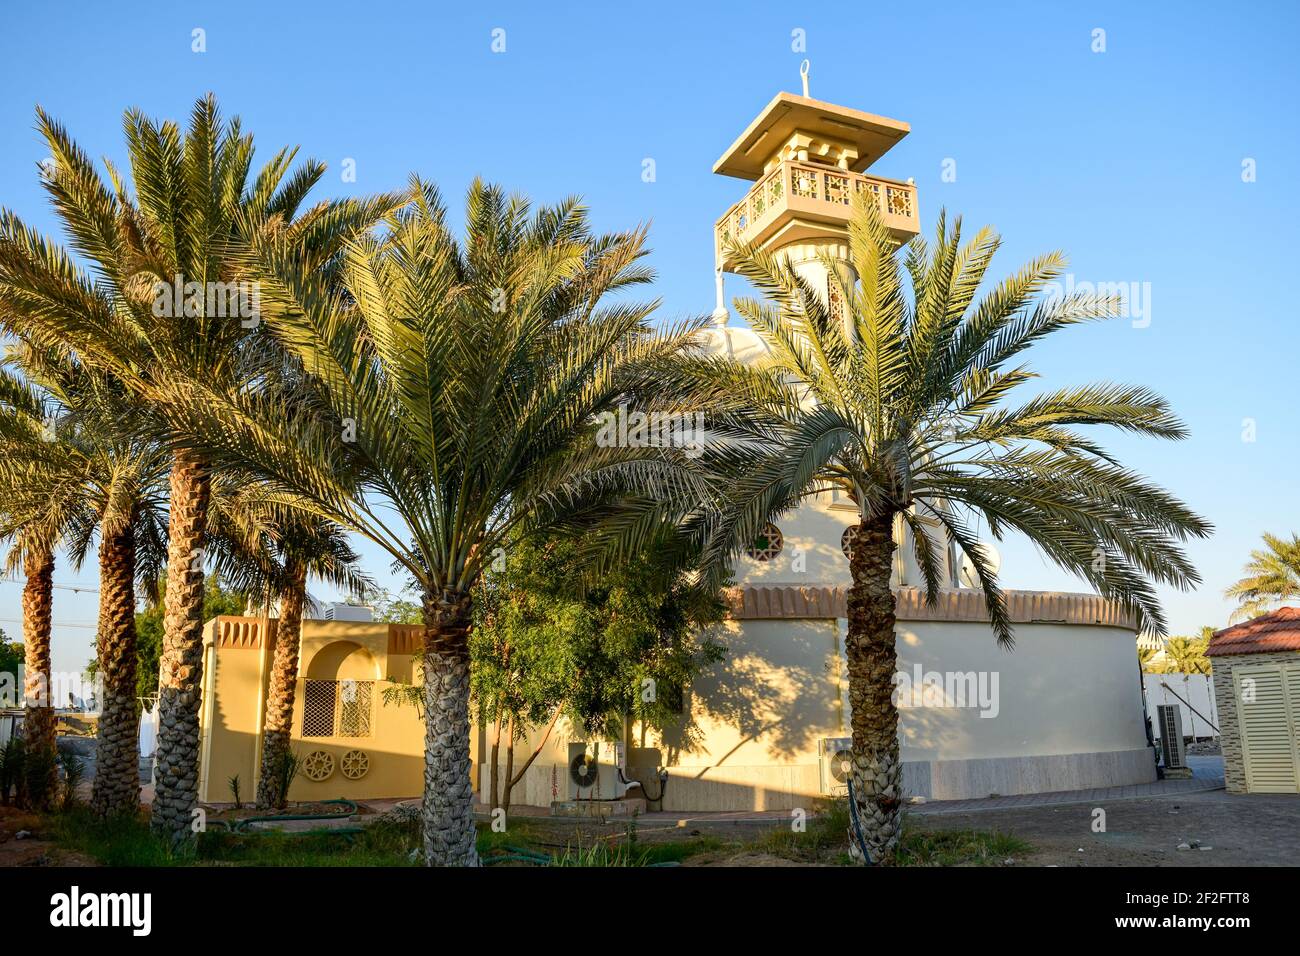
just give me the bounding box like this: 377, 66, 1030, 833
210, 798, 361, 835
845, 776, 876, 867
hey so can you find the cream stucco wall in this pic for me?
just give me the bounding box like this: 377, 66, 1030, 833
197, 618, 428, 804
729, 490, 952, 591
893, 620, 1148, 761
482, 612, 1153, 811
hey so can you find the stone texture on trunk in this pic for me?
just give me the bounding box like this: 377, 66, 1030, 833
21, 546, 58, 806
256, 562, 307, 809
150, 451, 211, 845
91, 522, 141, 817
844, 510, 902, 865
420, 590, 479, 867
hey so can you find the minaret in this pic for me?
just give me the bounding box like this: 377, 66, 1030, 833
711, 63, 920, 326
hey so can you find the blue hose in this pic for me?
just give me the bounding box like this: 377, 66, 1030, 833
845, 775, 876, 866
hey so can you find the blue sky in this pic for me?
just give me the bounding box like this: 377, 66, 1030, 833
2, 1, 1297, 676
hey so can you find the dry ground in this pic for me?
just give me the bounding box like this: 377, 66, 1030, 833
912, 790, 1300, 866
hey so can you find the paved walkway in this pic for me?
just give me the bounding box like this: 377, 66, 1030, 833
909, 756, 1224, 816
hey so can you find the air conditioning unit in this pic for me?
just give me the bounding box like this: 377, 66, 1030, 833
323, 603, 373, 622
818, 737, 853, 796
1157, 704, 1188, 771
566, 741, 632, 800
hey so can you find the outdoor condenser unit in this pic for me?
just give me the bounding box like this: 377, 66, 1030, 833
566, 741, 632, 800
323, 603, 373, 622
1157, 704, 1188, 770
818, 737, 853, 797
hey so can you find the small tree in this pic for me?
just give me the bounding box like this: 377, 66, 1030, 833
470, 532, 725, 814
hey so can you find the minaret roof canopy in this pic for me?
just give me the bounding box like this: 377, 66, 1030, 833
714, 92, 910, 181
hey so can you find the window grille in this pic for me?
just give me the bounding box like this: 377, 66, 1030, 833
301, 678, 373, 738
827, 274, 845, 323
302, 679, 337, 737
746, 523, 784, 562
339, 680, 373, 737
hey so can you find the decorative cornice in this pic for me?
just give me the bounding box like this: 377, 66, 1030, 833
387, 625, 424, 655
722, 586, 1137, 629
213, 617, 275, 649
210, 616, 427, 654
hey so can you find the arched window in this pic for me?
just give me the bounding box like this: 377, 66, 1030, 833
302, 641, 377, 738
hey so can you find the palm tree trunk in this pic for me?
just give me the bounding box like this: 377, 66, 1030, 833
150, 450, 211, 845
419, 589, 478, 866
256, 560, 307, 810
844, 510, 903, 865
21, 544, 57, 808
90, 521, 141, 817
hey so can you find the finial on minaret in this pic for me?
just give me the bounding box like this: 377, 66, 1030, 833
799, 59, 810, 98
711, 266, 728, 327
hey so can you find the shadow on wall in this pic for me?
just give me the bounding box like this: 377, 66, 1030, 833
668, 619, 841, 767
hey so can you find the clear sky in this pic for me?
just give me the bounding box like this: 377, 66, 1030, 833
2, 1, 1297, 677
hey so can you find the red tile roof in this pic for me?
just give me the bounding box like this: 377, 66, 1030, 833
1206, 607, 1300, 656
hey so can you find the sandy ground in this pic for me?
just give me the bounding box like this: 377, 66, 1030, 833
911, 789, 1300, 866
0, 805, 96, 866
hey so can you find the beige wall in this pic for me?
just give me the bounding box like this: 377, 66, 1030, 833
730, 491, 951, 591
894, 620, 1148, 761
200, 606, 1150, 811
482, 614, 1150, 810
198, 618, 429, 804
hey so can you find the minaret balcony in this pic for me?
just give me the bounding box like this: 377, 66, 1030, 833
714, 160, 920, 272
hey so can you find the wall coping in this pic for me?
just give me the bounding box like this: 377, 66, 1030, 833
207, 616, 425, 653
208, 585, 1136, 648
723, 585, 1137, 629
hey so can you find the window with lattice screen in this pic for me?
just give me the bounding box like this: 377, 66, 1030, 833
302, 679, 337, 737
339, 680, 373, 737
826, 273, 844, 323
301, 679, 374, 738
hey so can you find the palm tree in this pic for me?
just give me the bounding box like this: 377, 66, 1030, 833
149, 180, 702, 864
0, 364, 92, 806
674, 198, 1211, 863
1162, 632, 1211, 676
0, 95, 399, 843
1225, 532, 1300, 621
206, 483, 372, 809
0, 344, 169, 816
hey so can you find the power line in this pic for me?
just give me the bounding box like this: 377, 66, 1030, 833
0, 579, 99, 594
0, 617, 97, 630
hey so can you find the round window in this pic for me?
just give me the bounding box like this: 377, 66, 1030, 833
746, 524, 784, 562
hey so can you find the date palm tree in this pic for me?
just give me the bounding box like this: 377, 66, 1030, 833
0, 372, 79, 807
1162, 634, 1210, 676
0, 343, 170, 816
1225, 532, 1300, 622
206, 482, 372, 809
150, 179, 705, 864
0, 95, 399, 843
673, 198, 1211, 863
